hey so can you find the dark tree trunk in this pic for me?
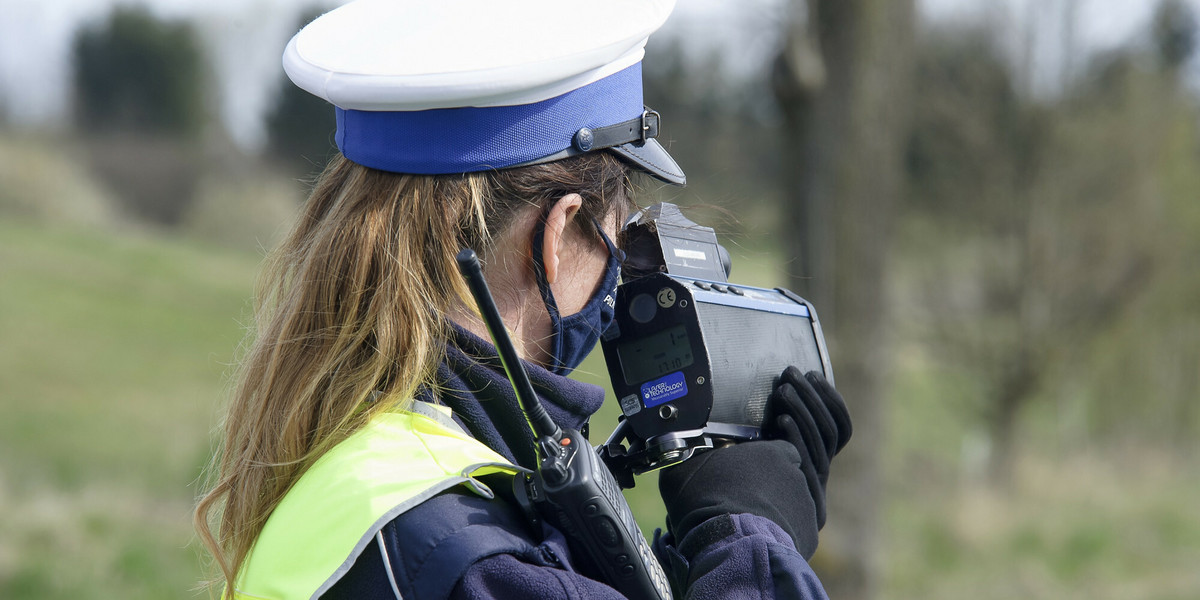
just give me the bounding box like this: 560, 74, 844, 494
774, 1, 914, 598
987, 346, 1036, 485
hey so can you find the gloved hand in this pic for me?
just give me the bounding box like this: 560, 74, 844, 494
658, 439, 821, 558
657, 368, 852, 561
763, 368, 852, 531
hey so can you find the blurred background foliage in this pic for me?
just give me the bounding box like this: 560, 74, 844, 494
1, 1, 1198, 599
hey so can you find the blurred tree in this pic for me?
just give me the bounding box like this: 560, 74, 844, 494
264, 8, 336, 176
1045, 51, 1200, 446
72, 7, 204, 136
774, 1, 914, 599
1152, 0, 1198, 71
71, 7, 207, 226
771, 1, 828, 301
901, 30, 1046, 485
906, 31, 1024, 219
900, 20, 1200, 483
643, 35, 782, 228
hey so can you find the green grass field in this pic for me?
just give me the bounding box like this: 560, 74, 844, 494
2, 216, 1197, 599
0, 218, 259, 599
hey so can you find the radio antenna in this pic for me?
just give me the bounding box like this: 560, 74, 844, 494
456, 249, 674, 600
456, 249, 562, 444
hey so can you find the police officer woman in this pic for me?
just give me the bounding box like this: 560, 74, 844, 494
194, 1, 851, 598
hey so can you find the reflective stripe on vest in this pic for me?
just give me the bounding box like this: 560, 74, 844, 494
232, 402, 522, 600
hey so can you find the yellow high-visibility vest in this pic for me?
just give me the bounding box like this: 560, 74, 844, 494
231, 402, 521, 600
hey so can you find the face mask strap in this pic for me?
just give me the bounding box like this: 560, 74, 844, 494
530, 212, 621, 373
531, 212, 621, 301
529, 218, 565, 372
530, 218, 563, 322
592, 218, 626, 265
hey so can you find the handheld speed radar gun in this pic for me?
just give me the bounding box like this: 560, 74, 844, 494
599, 203, 834, 487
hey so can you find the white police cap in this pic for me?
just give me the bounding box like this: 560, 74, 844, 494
283, 0, 685, 184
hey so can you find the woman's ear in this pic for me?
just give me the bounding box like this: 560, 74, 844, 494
541, 193, 583, 285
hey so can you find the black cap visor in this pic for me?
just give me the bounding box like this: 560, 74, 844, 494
610, 138, 685, 186
510, 107, 686, 185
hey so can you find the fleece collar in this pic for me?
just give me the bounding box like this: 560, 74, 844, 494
419, 323, 606, 469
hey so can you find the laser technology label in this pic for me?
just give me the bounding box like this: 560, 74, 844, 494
640, 371, 688, 408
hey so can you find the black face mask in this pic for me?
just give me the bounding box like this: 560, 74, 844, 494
531, 218, 623, 376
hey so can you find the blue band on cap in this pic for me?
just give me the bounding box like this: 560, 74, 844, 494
335, 63, 643, 174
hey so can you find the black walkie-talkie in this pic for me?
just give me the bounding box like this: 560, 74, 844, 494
456, 249, 673, 600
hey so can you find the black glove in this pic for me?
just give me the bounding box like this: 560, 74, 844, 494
658, 439, 821, 559
763, 368, 852, 531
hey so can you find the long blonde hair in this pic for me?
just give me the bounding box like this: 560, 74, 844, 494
194, 152, 631, 597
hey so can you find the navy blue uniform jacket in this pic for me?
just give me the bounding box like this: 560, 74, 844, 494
325, 327, 830, 600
